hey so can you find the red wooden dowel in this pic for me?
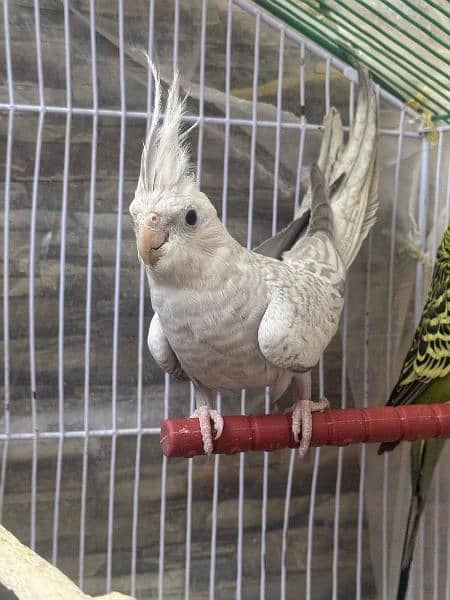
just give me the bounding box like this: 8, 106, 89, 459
160, 403, 450, 457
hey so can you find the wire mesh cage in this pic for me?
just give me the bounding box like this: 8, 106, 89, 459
1, 1, 449, 599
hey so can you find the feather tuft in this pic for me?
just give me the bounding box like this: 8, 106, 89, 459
136, 61, 193, 199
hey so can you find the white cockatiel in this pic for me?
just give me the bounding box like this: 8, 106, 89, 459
129, 63, 378, 456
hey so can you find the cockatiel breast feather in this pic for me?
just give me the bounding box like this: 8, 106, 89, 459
258, 168, 345, 372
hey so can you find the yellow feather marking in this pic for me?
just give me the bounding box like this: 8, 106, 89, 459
424, 347, 448, 360
427, 315, 450, 326
423, 333, 450, 342
415, 362, 450, 380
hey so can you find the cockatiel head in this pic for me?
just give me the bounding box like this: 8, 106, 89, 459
129, 65, 226, 281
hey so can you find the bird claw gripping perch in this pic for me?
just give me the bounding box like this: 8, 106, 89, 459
291, 397, 330, 458
190, 406, 224, 455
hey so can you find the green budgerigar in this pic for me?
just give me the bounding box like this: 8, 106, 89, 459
378, 223, 450, 599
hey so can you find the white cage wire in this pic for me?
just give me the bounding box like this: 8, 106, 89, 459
1, 0, 450, 599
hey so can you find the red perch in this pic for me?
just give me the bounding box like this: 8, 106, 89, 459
160, 403, 450, 457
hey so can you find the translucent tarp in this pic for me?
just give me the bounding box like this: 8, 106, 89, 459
253, 0, 450, 123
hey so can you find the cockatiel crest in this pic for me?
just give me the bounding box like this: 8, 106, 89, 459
133, 64, 193, 202
129, 65, 221, 279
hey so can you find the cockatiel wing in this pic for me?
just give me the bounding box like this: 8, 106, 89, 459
253, 210, 310, 259
258, 255, 344, 372
148, 313, 188, 380
258, 165, 345, 372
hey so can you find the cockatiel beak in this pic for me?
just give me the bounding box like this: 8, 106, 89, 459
136, 212, 169, 267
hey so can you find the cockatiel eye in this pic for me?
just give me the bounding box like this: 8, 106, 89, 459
185, 209, 197, 226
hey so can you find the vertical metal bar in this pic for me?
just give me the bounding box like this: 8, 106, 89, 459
414, 137, 429, 324
280, 449, 296, 600
34, 0, 44, 108
306, 60, 330, 600
331, 58, 346, 600
431, 130, 444, 600
0, 0, 14, 522
30, 0, 46, 549
443, 158, 450, 600
271, 28, 284, 235
221, 0, 232, 227
280, 39, 306, 600
293, 42, 306, 216
131, 3, 155, 595
79, 0, 98, 587
325, 57, 330, 113
431, 131, 443, 259
443, 142, 450, 600
382, 107, 406, 600
262, 23, 285, 600
332, 287, 348, 600
173, 0, 179, 76
415, 136, 430, 600
158, 375, 170, 600
2, 0, 14, 106
409, 536, 416, 599
210, 5, 231, 596
353, 75, 364, 600
418, 519, 425, 600
349, 77, 355, 125
236, 390, 246, 600
446, 468, 450, 599
356, 231, 373, 600
239, 14, 260, 594
52, 0, 72, 566
0, 122, 13, 521
433, 472, 440, 600
307, 359, 325, 600
246, 11, 260, 247
446, 150, 450, 224
195, 0, 207, 185
184, 384, 195, 600
385, 108, 405, 391
106, 0, 126, 590
29, 112, 44, 553
306, 447, 321, 599
259, 387, 270, 600
130, 224, 145, 594
209, 394, 222, 600
168, 3, 193, 597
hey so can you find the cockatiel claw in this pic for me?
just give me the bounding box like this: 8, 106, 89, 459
292, 397, 330, 458
190, 407, 224, 455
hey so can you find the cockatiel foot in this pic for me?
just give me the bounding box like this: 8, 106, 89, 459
190, 406, 224, 455
292, 397, 330, 458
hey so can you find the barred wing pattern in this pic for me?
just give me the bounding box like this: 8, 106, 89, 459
386, 225, 450, 407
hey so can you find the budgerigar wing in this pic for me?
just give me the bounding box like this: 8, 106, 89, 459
386, 273, 450, 408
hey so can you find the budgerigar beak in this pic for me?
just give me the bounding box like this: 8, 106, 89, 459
136, 212, 168, 266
